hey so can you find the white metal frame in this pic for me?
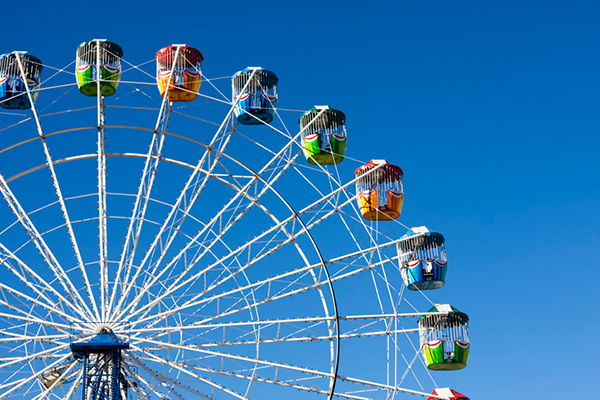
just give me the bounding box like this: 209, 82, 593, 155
0, 50, 456, 400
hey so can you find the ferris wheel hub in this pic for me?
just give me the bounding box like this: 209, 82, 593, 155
97, 325, 111, 334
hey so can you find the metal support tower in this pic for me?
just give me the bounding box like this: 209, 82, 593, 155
71, 329, 130, 400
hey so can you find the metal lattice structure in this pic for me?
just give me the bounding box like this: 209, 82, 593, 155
71, 330, 129, 400
0, 42, 468, 399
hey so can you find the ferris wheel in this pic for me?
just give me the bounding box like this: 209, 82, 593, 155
0, 40, 470, 400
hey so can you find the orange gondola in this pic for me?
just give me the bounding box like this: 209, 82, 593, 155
355, 160, 403, 221
156, 45, 203, 102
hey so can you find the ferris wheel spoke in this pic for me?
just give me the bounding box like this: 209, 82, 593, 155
0, 332, 70, 344
165, 163, 378, 300
125, 355, 212, 400
88, 41, 111, 322
127, 300, 353, 368
183, 362, 373, 400
30, 360, 77, 400
0, 329, 71, 349
0, 311, 82, 333
131, 339, 335, 396
129, 315, 418, 349
124, 232, 311, 328
124, 156, 304, 323
325, 205, 394, 278
328, 195, 407, 322
0, 284, 83, 325
58, 368, 83, 400
115, 107, 330, 321
113, 123, 235, 321
109, 46, 185, 317
97, 118, 108, 321
0, 319, 68, 346
133, 315, 330, 347
124, 235, 404, 334
129, 346, 248, 400
136, 121, 237, 289
0, 342, 70, 371
0, 176, 92, 321
123, 361, 173, 400
200, 72, 234, 104
11, 53, 100, 322
136, 355, 348, 400
128, 257, 375, 331
115, 69, 258, 296
109, 104, 172, 317
0, 244, 86, 320
273, 167, 387, 243
131, 375, 168, 400
114, 71, 265, 320
180, 146, 301, 260
0, 265, 87, 328
121, 362, 153, 400
129, 258, 257, 337
0, 286, 88, 330
393, 334, 430, 392
127, 219, 284, 319
120, 159, 335, 325
128, 214, 401, 330
133, 312, 427, 339
0, 353, 70, 398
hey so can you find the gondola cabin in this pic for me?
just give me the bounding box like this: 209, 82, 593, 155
41, 367, 66, 389
300, 106, 346, 165
156, 45, 203, 102
76, 40, 123, 97
355, 160, 403, 221
419, 304, 470, 371
0, 53, 42, 110
398, 226, 447, 290
427, 388, 469, 400
232, 68, 278, 124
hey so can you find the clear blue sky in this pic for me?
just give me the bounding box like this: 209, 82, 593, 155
3, 1, 599, 399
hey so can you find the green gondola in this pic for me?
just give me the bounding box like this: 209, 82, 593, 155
300, 106, 346, 165
418, 304, 470, 370
76, 40, 123, 97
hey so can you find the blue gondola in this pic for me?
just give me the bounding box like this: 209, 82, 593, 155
232, 67, 278, 125
397, 227, 447, 290
0, 53, 42, 110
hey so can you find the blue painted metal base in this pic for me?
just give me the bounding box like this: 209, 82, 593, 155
71, 332, 129, 400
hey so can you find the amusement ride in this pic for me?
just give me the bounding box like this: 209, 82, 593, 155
0, 40, 470, 399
